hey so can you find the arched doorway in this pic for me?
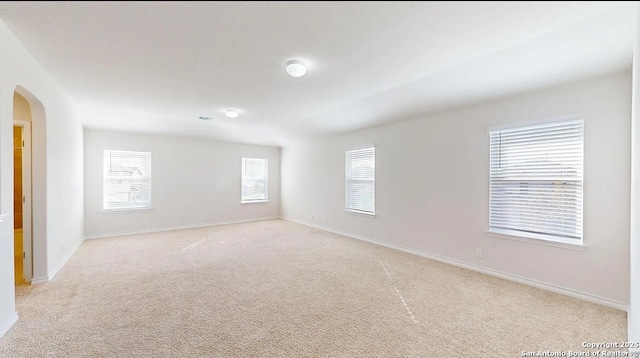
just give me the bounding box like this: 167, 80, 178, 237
13, 86, 46, 285
13, 93, 31, 284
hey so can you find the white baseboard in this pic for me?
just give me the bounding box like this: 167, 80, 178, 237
0, 312, 18, 339
31, 237, 85, 284
30, 276, 48, 284
284, 217, 629, 312
48, 237, 85, 282
84, 217, 281, 240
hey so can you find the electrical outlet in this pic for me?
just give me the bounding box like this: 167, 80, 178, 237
311, 215, 314, 222
324, 217, 328, 224
143, 219, 148, 225
475, 248, 484, 258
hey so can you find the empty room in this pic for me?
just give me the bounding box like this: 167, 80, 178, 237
0, 1, 639, 357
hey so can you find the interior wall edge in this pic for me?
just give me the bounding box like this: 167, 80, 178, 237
0, 312, 18, 339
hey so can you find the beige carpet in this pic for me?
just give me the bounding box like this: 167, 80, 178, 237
0, 219, 626, 357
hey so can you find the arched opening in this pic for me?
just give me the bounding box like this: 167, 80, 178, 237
12, 92, 31, 285
13, 86, 47, 285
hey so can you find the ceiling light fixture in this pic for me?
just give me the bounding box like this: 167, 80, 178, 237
225, 109, 239, 119
286, 59, 307, 77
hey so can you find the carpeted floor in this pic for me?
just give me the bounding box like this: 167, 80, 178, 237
0, 219, 627, 357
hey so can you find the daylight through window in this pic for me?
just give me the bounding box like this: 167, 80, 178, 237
103, 150, 151, 211
345, 147, 375, 215
489, 119, 583, 242
242, 157, 268, 203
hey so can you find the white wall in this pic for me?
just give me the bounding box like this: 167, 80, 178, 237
628, 4, 640, 345
84, 129, 281, 238
282, 70, 631, 308
0, 19, 84, 337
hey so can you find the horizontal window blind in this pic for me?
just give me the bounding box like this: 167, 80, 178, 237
103, 150, 151, 210
489, 119, 583, 240
345, 147, 375, 214
242, 157, 268, 202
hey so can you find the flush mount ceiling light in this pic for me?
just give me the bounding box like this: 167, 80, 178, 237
286, 59, 307, 77
225, 109, 239, 119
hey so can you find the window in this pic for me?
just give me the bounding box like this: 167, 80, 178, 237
241, 157, 268, 203
103, 150, 151, 211
345, 147, 375, 215
489, 119, 583, 242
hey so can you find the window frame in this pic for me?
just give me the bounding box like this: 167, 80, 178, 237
345, 146, 376, 216
103, 149, 152, 212
241, 157, 269, 204
487, 116, 584, 246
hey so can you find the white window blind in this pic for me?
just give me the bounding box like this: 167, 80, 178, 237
103, 150, 151, 211
345, 147, 375, 214
489, 119, 583, 241
242, 157, 268, 203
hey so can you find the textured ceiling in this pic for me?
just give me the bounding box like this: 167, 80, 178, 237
0, 1, 635, 146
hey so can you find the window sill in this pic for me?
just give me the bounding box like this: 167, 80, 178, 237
345, 209, 376, 218
241, 200, 269, 204
486, 228, 587, 251
103, 207, 153, 214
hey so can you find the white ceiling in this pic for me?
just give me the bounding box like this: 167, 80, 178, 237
0, 1, 635, 146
